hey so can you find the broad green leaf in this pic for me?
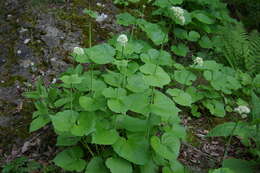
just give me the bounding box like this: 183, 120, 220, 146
151, 134, 180, 161
187, 31, 200, 42
202, 99, 225, 117
56, 136, 80, 146
116, 12, 136, 26
170, 0, 183, 5
115, 40, 144, 56
105, 157, 133, 173
174, 69, 197, 86
252, 92, 260, 121
223, 159, 255, 173
140, 63, 171, 88
75, 74, 107, 93
205, 70, 241, 94
170, 160, 186, 173
137, 19, 168, 45
103, 71, 123, 87
107, 98, 129, 113
79, 96, 106, 111
162, 167, 173, 173
151, 91, 180, 121
171, 124, 187, 140
171, 43, 189, 57
102, 87, 127, 99
127, 92, 151, 115
173, 28, 188, 40
199, 35, 213, 49
162, 133, 180, 159
113, 135, 149, 165
70, 112, 96, 136
85, 157, 109, 173
186, 86, 204, 103
53, 147, 86, 172
51, 110, 79, 132
193, 12, 215, 24
86, 43, 115, 64
207, 122, 255, 138
92, 128, 119, 145
129, 0, 140, 3
30, 115, 50, 132
167, 88, 192, 107
253, 74, 260, 88
140, 49, 173, 66
54, 97, 72, 107
74, 52, 91, 63
153, 0, 171, 8
60, 74, 83, 85
140, 159, 158, 173
210, 168, 234, 173
126, 73, 149, 93
116, 114, 147, 132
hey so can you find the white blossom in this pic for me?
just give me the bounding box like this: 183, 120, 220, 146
51, 78, 57, 84
194, 57, 203, 66
171, 6, 186, 25
179, 16, 186, 25
234, 105, 250, 116
241, 114, 247, 119
73, 47, 84, 55
24, 39, 31, 44
117, 34, 128, 46
96, 13, 108, 22
171, 6, 184, 16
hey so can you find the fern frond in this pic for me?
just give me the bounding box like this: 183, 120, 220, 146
220, 24, 249, 71
248, 31, 260, 75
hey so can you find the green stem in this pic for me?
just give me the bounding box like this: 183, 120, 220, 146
146, 87, 155, 139
256, 124, 260, 149
70, 84, 73, 111
221, 121, 238, 164
81, 140, 95, 157
90, 63, 94, 95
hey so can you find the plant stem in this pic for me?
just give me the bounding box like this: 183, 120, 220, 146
70, 84, 73, 111
221, 121, 238, 164
81, 140, 95, 157
146, 87, 155, 139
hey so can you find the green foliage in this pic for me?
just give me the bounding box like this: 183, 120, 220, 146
1, 157, 59, 173
219, 24, 260, 75
24, 0, 260, 172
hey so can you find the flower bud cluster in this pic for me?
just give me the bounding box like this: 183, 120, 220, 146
171, 6, 185, 25
234, 105, 250, 118
193, 57, 203, 66
117, 34, 128, 46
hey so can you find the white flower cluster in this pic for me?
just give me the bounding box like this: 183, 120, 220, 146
193, 57, 203, 66
117, 34, 128, 46
171, 6, 185, 25
73, 47, 84, 55
96, 13, 108, 22
234, 105, 250, 118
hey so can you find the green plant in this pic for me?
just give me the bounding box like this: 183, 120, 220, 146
1, 157, 41, 173
23, 0, 260, 172
218, 24, 260, 75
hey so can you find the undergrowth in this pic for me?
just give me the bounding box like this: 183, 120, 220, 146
19, 0, 260, 172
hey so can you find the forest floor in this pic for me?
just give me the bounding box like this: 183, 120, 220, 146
0, 0, 253, 172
